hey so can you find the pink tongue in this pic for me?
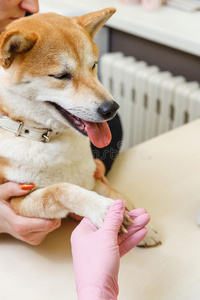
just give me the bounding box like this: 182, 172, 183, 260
83, 121, 112, 148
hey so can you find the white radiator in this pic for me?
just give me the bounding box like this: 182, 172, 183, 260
100, 52, 200, 151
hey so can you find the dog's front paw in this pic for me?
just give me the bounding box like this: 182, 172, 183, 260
92, 203, 133, 234
89, 198, 114, 229
137, 222, 161, 247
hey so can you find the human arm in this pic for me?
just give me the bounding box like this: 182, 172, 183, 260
71, 200, 150, 300
0, 182, 61, 245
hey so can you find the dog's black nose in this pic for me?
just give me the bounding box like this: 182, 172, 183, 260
97, 101, 119, 120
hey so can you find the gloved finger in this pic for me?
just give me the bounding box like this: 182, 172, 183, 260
127, 208, 147, 220
119, 228, 148, 257
118, 213, 150, 244
0, 182, 34, 201
102, 200, 125, 235
72, 217, 98, 238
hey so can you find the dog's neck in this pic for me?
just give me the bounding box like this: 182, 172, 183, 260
0, 114, 60, 142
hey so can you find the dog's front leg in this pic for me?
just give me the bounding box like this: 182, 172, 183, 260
10, 183, 114, 229
93, 179, 135, 210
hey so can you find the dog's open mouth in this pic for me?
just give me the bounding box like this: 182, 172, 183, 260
48, 101, 112, 148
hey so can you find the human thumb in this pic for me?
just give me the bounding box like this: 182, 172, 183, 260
0, 182, 35, 201
102, 200, 125, 235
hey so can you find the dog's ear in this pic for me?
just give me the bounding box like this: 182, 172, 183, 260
76, 7, 116, 39
0, 29, 38, 69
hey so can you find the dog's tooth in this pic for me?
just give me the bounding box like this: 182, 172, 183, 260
75, 120, 81, 125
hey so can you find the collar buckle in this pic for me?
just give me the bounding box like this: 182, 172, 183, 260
16, 122, 23, 136
42, 129, 52, 142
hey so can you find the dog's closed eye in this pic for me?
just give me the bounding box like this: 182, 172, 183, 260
92, 61, 98, 70
48, 73, 72, 80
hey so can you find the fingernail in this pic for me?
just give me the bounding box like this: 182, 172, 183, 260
21, 183, 35, 190
93, 170, 100, 178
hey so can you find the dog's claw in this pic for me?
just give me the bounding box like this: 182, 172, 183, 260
119, 210, 133, 234
125, 212, 134, 224
120, 225, 128, 234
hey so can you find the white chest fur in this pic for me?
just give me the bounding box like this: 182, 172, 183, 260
0, 130, 96, 191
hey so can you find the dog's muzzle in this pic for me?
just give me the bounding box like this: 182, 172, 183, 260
97, 101, 119, 120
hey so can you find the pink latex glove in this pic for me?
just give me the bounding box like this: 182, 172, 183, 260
71, 200, 150, 300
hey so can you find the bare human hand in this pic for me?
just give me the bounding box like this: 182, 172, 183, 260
0, 182, 61, 245
93, 158, 111, 188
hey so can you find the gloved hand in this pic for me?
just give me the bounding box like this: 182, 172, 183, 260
71, 200, 150, 300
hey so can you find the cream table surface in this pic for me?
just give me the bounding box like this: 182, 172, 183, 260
0, 119, 200, 300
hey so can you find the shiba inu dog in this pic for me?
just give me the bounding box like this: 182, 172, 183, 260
0, 8, 160, 246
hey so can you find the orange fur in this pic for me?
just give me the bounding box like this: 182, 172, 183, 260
0, 156, 9, 184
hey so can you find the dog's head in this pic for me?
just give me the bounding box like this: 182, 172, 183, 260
0, 8, 118, 148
